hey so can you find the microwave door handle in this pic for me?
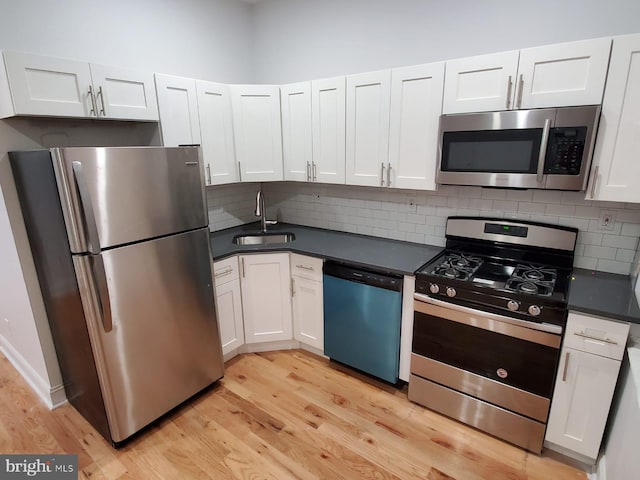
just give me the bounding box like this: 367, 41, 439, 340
72, 161, 101, 254
537, 119, 552, 183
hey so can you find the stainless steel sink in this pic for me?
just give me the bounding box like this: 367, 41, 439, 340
233, 232, 296, 245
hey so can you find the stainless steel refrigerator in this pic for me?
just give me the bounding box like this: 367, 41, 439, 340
10, 146, 224, 445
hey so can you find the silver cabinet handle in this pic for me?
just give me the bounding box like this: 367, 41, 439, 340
241, 257, 245, 278
88, 85, 98, 116
206, 164, 212, 185
574, 330, 618, 345
97, 86, 106, 116
72, 161, 101, 254
386, 163, 391, 187
312, 161, 317, 182
306, 161, 311, 182
214, 268, 233, 278
506, 75, 513, 109
562, 351, 570, 382
537, 119, 551, 183
590, 165, 600, 199
296, 264, 314, 271
381, 162, 385, 186
237, 161, 242, 181
516, 74, 524, 109
291, 278, 295, 297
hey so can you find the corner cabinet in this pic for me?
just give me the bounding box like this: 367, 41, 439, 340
230, 85, 283, 182
587, 33, 640, 203
213, 257, 244, 358
545, 312, 630, 462
443, 37, 611, 114
290, 254, 324, 351
239, 253, 293, 343
1, 51, 158, 120
388, 63, 444, 190
345, 70, 391, 186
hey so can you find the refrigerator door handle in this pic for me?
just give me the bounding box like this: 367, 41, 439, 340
90, 255, 113, 333
72, 161, 101, 254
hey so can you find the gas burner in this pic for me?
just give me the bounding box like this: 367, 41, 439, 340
523, 270, 544, 281
429, 252, 484, 281
511, 264, 557, 284
444, 268, 458, 279
518, 282, 539, 294
432, 266, 470, 280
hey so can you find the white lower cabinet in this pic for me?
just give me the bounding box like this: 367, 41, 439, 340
213, 257, 244, 357
545, 312, 630, 462
291, 254, 324, 351
240, 253, 293, 343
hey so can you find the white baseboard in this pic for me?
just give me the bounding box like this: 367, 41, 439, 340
0, 334, 66, 410
590, 454, 606, 480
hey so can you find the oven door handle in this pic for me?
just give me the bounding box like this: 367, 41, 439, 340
414, 292, 563, 337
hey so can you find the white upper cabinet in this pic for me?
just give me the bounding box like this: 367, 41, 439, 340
389, 62, 444, 190
311, 77, 346, 184
443, 51, 519, 114
518, 37, 611, 109
231, 85, 283, 182
196, 80, 237, 185
1, 51, 157, 121
587, 33, 640, 203
155, 74, 201, 147
346, 70, 392, 186
281, 82, 313, 182
443, 38, 611, 114
88, 64, 158, 121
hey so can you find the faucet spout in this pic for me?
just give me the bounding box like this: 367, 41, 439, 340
255, 188, 276, 233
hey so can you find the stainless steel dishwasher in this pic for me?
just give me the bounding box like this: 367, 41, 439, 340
323, 261, 403, 384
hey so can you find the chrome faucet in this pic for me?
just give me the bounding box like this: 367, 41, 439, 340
255, 188, 277, 233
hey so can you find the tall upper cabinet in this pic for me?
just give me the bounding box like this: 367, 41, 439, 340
443, 38, 611, 114
230, 85, 283, 182
587, 33, 640, 203
312, 77, 347, 184
388, 62, 444, 190
281, 82, 313, 182
1, 51, 158, 121
345, 70, 391, 186
155, 74, 201, 147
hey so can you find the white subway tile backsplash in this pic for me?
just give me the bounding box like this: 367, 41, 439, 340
207, 182, 640, 276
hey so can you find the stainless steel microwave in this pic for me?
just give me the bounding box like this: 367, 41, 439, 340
437, 105, 601, 190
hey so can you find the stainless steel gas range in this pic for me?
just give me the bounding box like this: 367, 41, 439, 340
409, 217, 578, 453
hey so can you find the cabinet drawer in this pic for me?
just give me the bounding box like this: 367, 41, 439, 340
213, 256, 239, 286
290, 253, 323, 281
564, 312, 630, 360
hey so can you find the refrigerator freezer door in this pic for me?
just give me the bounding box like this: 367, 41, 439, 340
53, 146, 207, 253
73, 227, 223, 442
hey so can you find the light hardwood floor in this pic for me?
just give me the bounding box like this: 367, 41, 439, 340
0, 349, 587, 480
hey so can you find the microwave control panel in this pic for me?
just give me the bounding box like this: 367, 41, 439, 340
544, 127, 587, 175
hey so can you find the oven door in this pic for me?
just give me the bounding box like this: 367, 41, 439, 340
438, 108, 554, 188
411, 295, 562, 421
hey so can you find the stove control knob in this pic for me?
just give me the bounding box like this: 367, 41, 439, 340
429, 283, 440, 294
446, 287, 456, 298
528, 305, 541, 316
507, 300, 520, 311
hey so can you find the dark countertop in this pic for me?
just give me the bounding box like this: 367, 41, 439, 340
210, 222, 443, 276
568, 269, 640, 324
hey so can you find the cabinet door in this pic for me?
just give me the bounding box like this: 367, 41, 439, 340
231, 85, 283, 182
292, 276, 324, 351
312, 77, 346, 184
3, 51, 93, 117
89, 64, 158, 121
443, 51, 519, 114
196, 80, 237, 186
545, 347, 621, 459
518, 38, 611, 110
588, 34, 640, 203
346, 70, 391, 186
281, 82, 313, 182
389, 62, 444, 190
240, 254, 292, 344
155, 74, 201, 147
215, 279, 244, 356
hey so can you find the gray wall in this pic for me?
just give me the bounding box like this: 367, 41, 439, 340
251, 0, 640, 83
